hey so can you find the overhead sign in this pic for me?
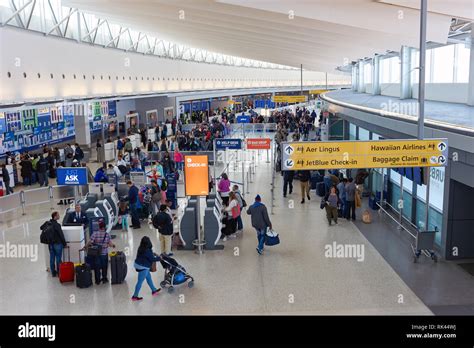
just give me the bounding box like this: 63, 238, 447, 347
273, 95, 307, 103
310, 89, 329, 95
281, 139, 448, 170
57, 168, 88, 186
247, 138, 271, 150
237, 115, 251, 123
184, 155, 209, 196
215, 139, 242, 150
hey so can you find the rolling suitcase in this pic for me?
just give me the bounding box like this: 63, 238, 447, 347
59, 247, 74, 283
110, 251, 127, 285
316, 182, 326, 197
75, 252, 93, 289
311, 172, 323, 190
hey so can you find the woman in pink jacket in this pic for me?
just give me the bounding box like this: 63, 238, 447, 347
174, 149, 183, 172
218, 173, 231, 206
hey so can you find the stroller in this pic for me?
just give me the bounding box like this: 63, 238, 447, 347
159, 254, 194, 293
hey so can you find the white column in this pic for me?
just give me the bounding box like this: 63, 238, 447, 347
357, 61, 365, 92
74, 103, 91, 147
372, 55, 381, 95
351, 65, 358, 91
400, 45, 412, 99
468, 30, 474, 106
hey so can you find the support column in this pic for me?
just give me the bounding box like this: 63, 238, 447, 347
400, 45, 412, 99
357, 61, 364, 92
74, 103, 90, 148
351, 65, 358, 91
372, 55, 381, 95
468, 29, 474, 106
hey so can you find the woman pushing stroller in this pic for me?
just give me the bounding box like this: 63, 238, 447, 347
131, 236, 162, 302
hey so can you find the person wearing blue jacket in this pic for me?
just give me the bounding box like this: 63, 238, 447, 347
127, 181, 141, 229
94, 166, 108, 183
131, 236, 162, 301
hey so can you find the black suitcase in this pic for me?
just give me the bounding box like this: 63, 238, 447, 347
75, 263, 93, 289
316, 182, 326, 197
110, 251, 127, 284
311, 173, 323, 190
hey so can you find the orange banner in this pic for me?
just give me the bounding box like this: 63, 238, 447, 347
184, 155, 209, 196
247, 138, 271, 150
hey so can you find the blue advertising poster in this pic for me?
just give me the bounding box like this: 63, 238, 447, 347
0, 113, 6, 133
57, 167, 88, 185
108, 101, 117, 116
4, 132, 15, 142
237, 115, 251, 123
57, 122, 65, 131
215, 139, 242, 150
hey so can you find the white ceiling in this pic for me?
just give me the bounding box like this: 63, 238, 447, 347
63, 0, 462, 72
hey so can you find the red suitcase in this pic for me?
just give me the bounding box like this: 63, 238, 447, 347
59, 247, 74, 283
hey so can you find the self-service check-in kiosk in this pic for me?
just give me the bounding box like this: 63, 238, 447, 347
204, 200, 224, 250
85, 207, 103, 238
179, 206, 196, 250
94, 199, 115, 233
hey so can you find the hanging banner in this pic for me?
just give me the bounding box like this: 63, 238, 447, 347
281, 139, 448, 170
184, 155, 209, 196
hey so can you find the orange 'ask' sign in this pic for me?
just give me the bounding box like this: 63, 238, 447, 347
247, 138, 271, 150
184, 155, 209, 196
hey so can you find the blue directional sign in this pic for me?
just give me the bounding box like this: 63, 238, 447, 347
237, 115, 251, 123
215, 139, 242, 150
57, 167, 88, 186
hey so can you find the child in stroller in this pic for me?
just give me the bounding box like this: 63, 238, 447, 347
159, 254, 194, 293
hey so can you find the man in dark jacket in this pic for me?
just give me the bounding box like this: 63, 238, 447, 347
1, 164, 13, 195
20, 156, 33, 186
42, 211, 67, 277
152, 204, 174, 256
297, 170, 312, 204
36, 155, 49, 187
282, 170, 294, 198
246, 194, 272, 255
74, 144, 84, 162
128, 181, 140, 229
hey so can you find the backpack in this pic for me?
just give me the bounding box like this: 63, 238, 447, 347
37, 159, 48, 173
40, 221, 55, 244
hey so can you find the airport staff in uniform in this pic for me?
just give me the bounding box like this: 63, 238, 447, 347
67, 204, 88, 225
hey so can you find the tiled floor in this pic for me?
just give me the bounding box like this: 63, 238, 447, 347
0, 155, 431, 315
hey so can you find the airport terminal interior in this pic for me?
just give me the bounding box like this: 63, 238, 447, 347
0, 0, 474, 317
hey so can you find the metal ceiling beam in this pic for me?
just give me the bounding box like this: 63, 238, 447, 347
2, 0, 33, 28
46, 7, 77, 35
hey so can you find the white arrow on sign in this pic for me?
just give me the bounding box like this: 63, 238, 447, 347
438, 155, 446, 164
285, 159, 294, 168
285, 145, 294, 155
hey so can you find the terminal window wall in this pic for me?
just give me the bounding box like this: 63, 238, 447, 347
380, 56, 401, 83
349, 123, 357, 140
364, 63, 372, 86
411, 44, 470, 84
389, 169, 413, 221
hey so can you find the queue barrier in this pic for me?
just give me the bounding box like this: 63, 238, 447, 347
0, 185, 77, 218
147, 151, 214, 163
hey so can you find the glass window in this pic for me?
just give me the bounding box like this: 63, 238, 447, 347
403, 176, 413, 193
402, 190, 412, 220
428, 167, 445, 212
349, 123, 356, 140
389, 56, 401, 83
372, 133, 381, 140
358, 127, 370, 140
364, 63, 372, 85
390, 169, 401, 184
455, 43, 470, 83
416, 201, 442, 246
432, 45, 455, 83
381, 58, 391, 83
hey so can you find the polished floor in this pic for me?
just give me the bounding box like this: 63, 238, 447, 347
0, 152, 432, 315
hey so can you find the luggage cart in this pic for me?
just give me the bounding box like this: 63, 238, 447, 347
411, 228, 438, 263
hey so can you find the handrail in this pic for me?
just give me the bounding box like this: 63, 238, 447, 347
376, 201, 417, 240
